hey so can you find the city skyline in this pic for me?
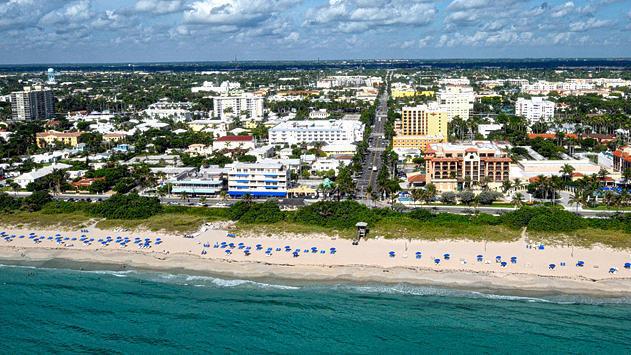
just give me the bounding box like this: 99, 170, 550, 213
0, 0, 630, 64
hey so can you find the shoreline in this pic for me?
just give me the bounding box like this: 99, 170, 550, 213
2, 245, 631, 297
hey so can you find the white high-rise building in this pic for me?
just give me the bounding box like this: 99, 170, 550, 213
212, 93, 264, 122
268, 120, 365, 145
437, 86, 474, 121
515, 97, 556, 123
10, 85, 55, 121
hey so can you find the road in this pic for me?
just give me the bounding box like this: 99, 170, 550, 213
356, 78, 390, 199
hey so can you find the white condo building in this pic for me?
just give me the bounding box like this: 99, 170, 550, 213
268, 120, 364, 145
228, 161, 289, 198
515, 97, 556, 123
143, 100, 192, 122
437, 86, 475, 121
212, 93, 264, 122
191, 81, 241, 94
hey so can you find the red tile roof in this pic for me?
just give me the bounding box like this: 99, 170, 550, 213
407, 174, 426, 183
215, 135, 253, 142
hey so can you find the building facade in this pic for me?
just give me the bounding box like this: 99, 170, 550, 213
228, 161, 289, 198
269, 120, 364, 145
515, 97, 556, 123
436, 86, 474, 121
168, 166, 228, 196
10, 85, 55, 121
36, 131, 81, 148
212, 94, 264, 122
424, 141, 511, 192
393, 103, 448, 151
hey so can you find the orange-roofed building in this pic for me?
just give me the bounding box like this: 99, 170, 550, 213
424, 141, 511, 191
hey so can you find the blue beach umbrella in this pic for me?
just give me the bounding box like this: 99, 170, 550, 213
624, 263, 631, 269
434, 258, 441, 264
549, 264, 556, 270
501, 261, 508, 267
389, 251, 396, 257
293, 251, 299, 257
510, 256, 517, 264
477, 255, 483, 262
443, 253, 450, 260
538, 244, 545, 250
609, 267, 618, 274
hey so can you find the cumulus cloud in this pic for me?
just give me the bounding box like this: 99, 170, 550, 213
134, 0, 184, 14
184, 0, 299, 26
569, 18, 613, 32
304, 0, 438, 33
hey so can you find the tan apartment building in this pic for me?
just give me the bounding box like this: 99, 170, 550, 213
392, 103, 448, 151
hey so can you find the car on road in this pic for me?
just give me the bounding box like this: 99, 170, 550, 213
215, 202, 229, 208
372, 166, 378, 172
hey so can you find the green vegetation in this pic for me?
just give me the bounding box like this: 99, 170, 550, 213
2, 195, 631, 247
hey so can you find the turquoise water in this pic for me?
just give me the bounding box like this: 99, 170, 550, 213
1, 265, 631, 354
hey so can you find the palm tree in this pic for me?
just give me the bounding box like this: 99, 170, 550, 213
559, 164, 575, 184
423, 183, 437, 204
512, 178, 522, 191
219, 190, 228, 201
622, 168, 631, 189
501, 179, 513, 194
568, 191, 582, 212
410, 188, 424, 205
511, 192, 524, 209
243, 193, 253, 203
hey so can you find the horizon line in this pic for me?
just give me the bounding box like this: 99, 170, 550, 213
2, 57, 631, 67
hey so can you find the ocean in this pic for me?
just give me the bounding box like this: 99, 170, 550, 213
1, 264, 630, 354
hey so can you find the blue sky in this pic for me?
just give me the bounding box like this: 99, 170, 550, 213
0, 0, 630, 63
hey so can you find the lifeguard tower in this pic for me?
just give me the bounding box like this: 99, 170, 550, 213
354, 222, 368, 245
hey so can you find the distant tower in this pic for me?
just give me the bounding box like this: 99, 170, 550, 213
46, 68, 56, 84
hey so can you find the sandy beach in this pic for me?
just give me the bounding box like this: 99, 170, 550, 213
1, 223, 631, 296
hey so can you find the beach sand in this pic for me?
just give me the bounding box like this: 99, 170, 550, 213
1, 223, 631, 296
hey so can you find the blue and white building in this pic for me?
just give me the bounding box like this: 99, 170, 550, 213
228, 161, 289, 198
168, 166, 229, 196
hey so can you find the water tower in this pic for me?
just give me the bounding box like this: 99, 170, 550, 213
47, 68, 56, 84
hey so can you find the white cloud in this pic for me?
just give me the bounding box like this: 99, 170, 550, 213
184, 0, 299, 26
551, 1, 575, 18
304, 0, 438, 33
134, 0, 183, 14
569, 18, 613, 32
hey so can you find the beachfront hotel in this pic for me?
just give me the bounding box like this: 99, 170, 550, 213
392, 103, 448, 151
424, 141, 512, 191
227, 161, 289, 198
167, 166, 229, 196
268, 120, 364, 145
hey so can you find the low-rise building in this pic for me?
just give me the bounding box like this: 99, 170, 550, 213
228, 161, 289, 198
212, 135, 255, 152
309, 109, 328, 119
167, 166, 229, 196
269, 120, 364, 145
186, 144, 213, 156
36, 131, 82, 148
14, 163, 72, 188
143, 100, 192, 122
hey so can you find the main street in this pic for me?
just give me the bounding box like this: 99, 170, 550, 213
356, 78, 390, 200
